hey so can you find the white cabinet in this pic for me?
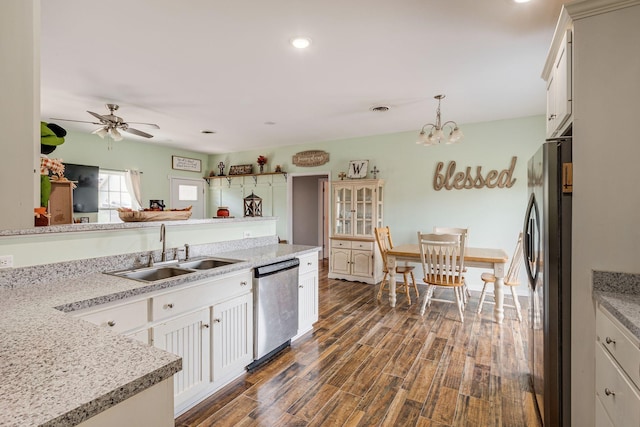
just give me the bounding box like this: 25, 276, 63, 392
212, 292, 253, 383
544, 29, 572, 137
150, 269, 253, 415
208, 173, 288, 238
329, 179, 384, 284
74, 298, 148, 335
75, 269, 253, 417
595, 304, 640, 427
330, 240, 375, 280
294, 251, 319, 340
153, 308, 211, 409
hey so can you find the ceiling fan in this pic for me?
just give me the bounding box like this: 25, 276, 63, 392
51, 104, 160, 142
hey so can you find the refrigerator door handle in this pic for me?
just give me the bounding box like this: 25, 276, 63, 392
523, 193, 540, 286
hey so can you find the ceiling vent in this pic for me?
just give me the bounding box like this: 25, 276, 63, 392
369, 105, 390, 112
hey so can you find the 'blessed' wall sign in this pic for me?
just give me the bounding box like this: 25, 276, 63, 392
433, 156, 517, 190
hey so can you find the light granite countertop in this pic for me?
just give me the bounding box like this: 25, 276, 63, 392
0, 243, 319, 427
592, 270, 640, 342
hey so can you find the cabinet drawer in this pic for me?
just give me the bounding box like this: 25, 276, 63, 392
298, 253, 318, 275
596, 307, 640, 389
352, 241, 373, 251
595, 344, 640, 426
151, 271, 252, 321
331, 240, 352, 249
78, 299, 148, 334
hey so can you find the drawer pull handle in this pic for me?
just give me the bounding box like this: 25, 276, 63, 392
240, 281, 248, 286
213, 318, 221, 323
307, 262, 312, 266
166, 303, 174, 309
604, 388, 615, 397
107, 321, 116, 327
202, 324, 210, 329
299, 285, 304, 288
605, 337, 616, 345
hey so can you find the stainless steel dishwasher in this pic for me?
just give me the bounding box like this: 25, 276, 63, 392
247, 258, 299, 370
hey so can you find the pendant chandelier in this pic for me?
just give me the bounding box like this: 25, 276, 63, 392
416, 94, 463, 146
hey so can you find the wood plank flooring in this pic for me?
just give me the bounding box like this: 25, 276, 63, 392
176, 261, 541, 427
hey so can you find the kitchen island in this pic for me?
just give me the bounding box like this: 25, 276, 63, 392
0, 225, 318, 426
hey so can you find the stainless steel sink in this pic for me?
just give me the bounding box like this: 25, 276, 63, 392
178, 258, 238, 270
111, 266, 194, 282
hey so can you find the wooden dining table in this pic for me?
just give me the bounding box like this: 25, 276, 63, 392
386, 245, 509, 323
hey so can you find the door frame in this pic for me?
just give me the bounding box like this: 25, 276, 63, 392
169, 176, 206, 219
287, 171, 331, 255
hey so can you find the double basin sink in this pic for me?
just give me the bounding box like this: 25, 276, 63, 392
107, 257, 240, 283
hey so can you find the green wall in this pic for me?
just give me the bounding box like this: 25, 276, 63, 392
53, 131, 210, 212
210, 115, 544, 290
53, 114, 544, 288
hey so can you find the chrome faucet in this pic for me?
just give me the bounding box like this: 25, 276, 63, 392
160, 224, 167, 262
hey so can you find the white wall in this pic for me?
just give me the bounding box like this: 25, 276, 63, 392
571, 5, 640, 426
0, 219, 276, 268
0, 0, 39, 230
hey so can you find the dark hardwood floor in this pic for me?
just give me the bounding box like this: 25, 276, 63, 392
176, 260, 541, 426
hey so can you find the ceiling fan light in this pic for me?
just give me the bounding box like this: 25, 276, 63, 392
110, 128, 123, 141
92, 127, 108, 139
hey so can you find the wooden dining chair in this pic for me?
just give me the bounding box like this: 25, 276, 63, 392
433, 226, 470, 304
477, 232, 524, 321
417, 232, 466, 322
374, 226, 419, 305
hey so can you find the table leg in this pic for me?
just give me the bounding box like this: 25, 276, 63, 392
493, 262, 506, 323
387, 254, 397, 307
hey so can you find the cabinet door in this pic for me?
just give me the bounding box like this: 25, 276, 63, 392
152, 308, 211, 407
298, 270, 318, 334
554, 30, 572, 131
212, 293, 253, 383
330, 247, 351, 275
333, 186, 352, 236
351, 249, 373, 278
546, 73, 556, 137
353, 185, 374, 237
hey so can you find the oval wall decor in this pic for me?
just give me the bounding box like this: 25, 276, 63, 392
292, 150, 330, 167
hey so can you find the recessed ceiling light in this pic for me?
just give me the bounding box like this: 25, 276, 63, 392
200, 130, 216, 134
513, 0, 532, 3
290, 37, 311, 49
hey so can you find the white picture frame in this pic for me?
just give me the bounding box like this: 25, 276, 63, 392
347, 160, 369, 179
172, 155, 202, 173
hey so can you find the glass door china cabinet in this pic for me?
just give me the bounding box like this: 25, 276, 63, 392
329, 179, 384, 284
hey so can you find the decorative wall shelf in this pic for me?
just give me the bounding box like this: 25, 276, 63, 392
204, 171, 287, 187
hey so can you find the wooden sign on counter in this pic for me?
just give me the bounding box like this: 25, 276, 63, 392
433, 156, 517, 190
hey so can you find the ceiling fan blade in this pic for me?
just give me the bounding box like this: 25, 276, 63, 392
49, 117, 102, 125
126, 121, 160, 129
124, 127, 154, 138
87, 110, 110, 122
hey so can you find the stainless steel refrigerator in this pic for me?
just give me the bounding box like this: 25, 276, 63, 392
523, 137, 572, 427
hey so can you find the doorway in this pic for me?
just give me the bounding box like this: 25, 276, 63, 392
289, 173, 330, 260
169, 177, 205, 219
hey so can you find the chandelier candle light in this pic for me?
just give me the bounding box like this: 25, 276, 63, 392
417, 94, 463, 146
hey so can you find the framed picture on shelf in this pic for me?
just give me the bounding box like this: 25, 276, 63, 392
347, 160, 369, 179
229, 164, 253, 175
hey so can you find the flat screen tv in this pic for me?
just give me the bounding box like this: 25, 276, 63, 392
63, 163, 99, 213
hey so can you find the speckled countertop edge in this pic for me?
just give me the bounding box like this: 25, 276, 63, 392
0, 243, 319, 427
0, 216, 275, 237
593, 270, 640, 342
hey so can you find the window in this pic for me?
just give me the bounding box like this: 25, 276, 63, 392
98, 170, 132, 223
